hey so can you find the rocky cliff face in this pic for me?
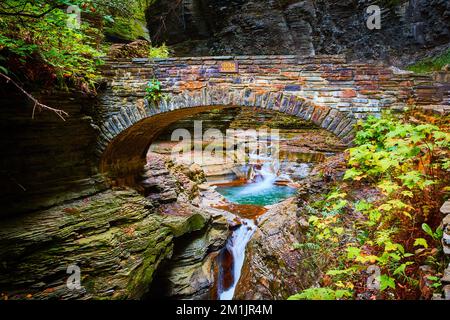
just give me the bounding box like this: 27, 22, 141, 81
147, 0, 450, 65
0, 88, 106, 217
0, 153, 229, 300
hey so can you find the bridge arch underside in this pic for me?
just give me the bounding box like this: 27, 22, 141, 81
99, 91, 357, 186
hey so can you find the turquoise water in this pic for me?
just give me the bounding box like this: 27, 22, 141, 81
215, 184, 297, 206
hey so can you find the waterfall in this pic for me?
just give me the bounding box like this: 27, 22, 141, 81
237, 164, 276, 195
215, 143, 298, 300
237, 151, 280, 196
218, 219, 257, 300
217, 158, 277, 300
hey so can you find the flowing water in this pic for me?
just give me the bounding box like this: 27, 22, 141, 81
215, 184, 297, 206
217, 219, 257, 300
216, 160, 297, 300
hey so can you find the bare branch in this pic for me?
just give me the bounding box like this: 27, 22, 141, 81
0, 5, 60, 18
0, 72, 69, 121
0, 1, 64, 19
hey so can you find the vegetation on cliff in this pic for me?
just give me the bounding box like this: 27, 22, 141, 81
408, 49, 450, 74
291, 110, 450, 300
0, 0, 168, 94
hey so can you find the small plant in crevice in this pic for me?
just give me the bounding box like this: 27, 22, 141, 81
144, 78, 168, 105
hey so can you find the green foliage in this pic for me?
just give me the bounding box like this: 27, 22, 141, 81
292, 111, 449, 300
0, 1, 106, 91
145, 78, 167, 104
407, 49, 450, 74
288, 288, 352, 300
345, 114, 449, 196
0, 0, 170, 92
413, 238, 428, 249
148, 44, 169, 58
99, 0, 156, 42
379, 274, 396, 291
422, 223, 443, 241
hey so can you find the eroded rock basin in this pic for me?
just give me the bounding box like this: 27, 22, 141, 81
145, 108, 346, 300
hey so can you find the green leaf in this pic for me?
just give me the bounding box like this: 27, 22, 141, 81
326, 191, 347, 201
346, 247, 361, 260
413, 238, 428, 249
0, 66, 8, 74
288, 288, 352, 300
377, 180, 400, 195
379, 274, 396, 291
331, 199, 348, 211
355, 200, 372, 212
335, 290, 353, 299
326, 268, 356, 276
103, 15, 115, 23
393, 262, 413, 276
422, 223, 435, 238
401, 190, 414, 198
343, 168, 363, 181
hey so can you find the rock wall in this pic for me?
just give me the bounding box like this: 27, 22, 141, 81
0, 88, 106, 217
234, 198, 314, 299
147, 0, 450, 65
0, 153, 229, 300
312, 0, 450, 64
0, 188, 216, 300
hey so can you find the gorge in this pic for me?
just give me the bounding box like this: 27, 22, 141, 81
0, 0, 449, 302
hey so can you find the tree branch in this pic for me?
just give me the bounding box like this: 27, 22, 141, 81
0, 72, 69, 121
0, 6, 59, 18
0, 1, 64, 19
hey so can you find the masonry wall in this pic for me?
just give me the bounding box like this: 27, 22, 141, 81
98, 55, 447, 160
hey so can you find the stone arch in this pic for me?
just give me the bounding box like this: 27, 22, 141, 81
98, 87, 356, 185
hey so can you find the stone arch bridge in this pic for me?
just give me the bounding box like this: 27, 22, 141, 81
98, 55, 447, 183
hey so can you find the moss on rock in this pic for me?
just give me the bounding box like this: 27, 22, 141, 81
0, 188, 214, 300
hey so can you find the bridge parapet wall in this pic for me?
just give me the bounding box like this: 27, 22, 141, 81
97, 55, 445, 158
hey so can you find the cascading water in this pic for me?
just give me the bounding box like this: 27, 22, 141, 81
216, 146, 300, 300
217, 157, 287, 300
215, 153, 296, 206
237, 161, 277, 196
218, 219, 257, 300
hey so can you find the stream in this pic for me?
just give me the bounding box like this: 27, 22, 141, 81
216, 160, 296, 300
147, 107, 338, 300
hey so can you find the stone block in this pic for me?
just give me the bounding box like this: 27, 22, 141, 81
441, 201, 450, 215
444, 285, 450, 300
284, 85, 302, 91
442, 264, 450, 283
341, 89, 357, 98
